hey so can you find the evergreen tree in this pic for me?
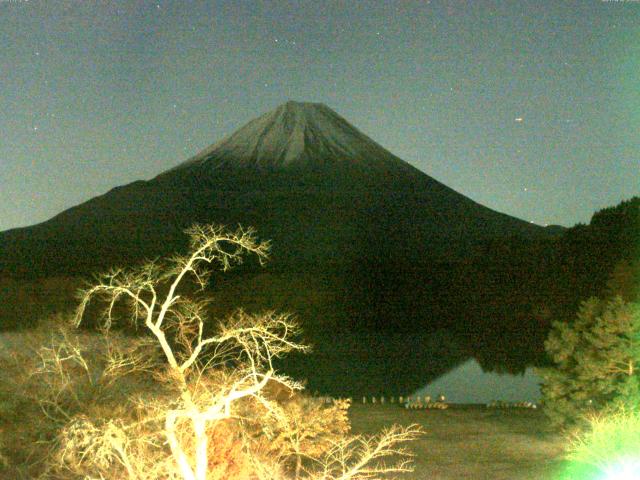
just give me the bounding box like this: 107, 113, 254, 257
538, 296, 640, 428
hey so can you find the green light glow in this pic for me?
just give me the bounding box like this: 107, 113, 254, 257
557, 458, 640, 480
602, 459, 640, 480
556, 407, 640, 480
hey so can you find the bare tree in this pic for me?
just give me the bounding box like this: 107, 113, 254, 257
60, 224, 423, 480
305, 424, 422, 480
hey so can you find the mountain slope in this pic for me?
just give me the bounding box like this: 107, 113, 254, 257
0, 101, 549, 277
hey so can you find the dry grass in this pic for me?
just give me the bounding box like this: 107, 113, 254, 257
348, 403, 568, 480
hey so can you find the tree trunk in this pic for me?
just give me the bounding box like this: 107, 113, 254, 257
194, 418, 209, 480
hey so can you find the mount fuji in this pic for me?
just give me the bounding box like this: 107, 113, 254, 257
1, 101, 547, 276
0, 102, 562, 393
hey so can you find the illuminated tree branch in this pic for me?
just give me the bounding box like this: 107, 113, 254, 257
56, 224, 422, 480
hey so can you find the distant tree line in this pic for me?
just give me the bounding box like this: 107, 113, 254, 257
468, 196, 639, 372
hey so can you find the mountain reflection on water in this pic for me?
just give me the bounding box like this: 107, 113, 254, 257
278, 329, 544, 399
413, 358, 542, 404
278, 330, 473, 397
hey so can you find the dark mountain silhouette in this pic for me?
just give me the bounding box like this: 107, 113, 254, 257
0, 101, 571, 395
0, 101, 549, 277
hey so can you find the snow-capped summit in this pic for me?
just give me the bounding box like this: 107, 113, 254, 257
174, 101, 410, 172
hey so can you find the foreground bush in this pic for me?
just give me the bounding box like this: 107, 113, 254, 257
7, 224, 421, 480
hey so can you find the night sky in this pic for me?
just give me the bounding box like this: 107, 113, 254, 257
1, 0, 638, 232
